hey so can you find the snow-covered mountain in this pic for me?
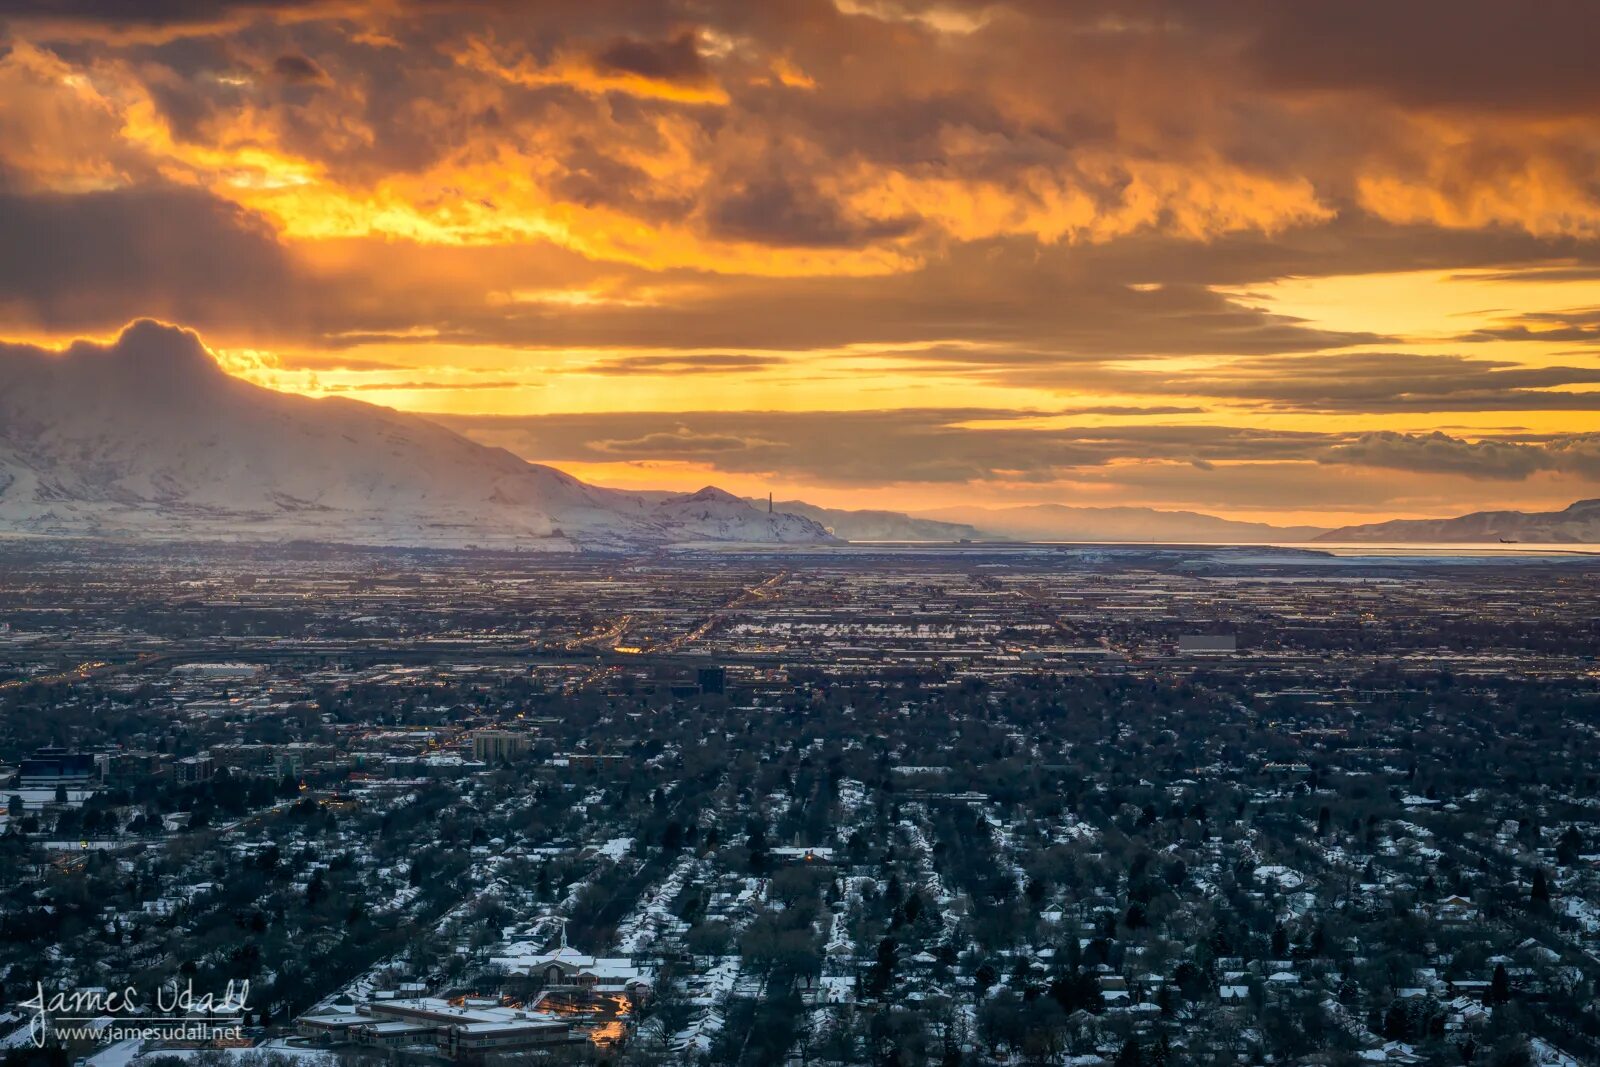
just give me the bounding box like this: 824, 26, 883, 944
1316, 499, 1600, 543
0, 320, 833, 551
749, 499, 980, 541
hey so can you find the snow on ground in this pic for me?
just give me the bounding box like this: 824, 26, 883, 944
615, 855, 698, 955
595, 837, 634, 861
130, 1042, 336, 1065
84, 1038, 144, 1067
0, 1020, 38, 1050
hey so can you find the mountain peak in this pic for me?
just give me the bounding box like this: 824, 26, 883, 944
675, 486, 743, 505
71, 319, 225, 388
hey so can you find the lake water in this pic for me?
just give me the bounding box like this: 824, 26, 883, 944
1266, 541, 1600, 558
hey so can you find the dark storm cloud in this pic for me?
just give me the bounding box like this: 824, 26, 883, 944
1544, 435, 1600, 478
0, 198, 1397, 359
17, 1, 1600, 266
996, 352, 1600, 414
1321, 432, 1555, 480
583, 353, 786, 375
706, 171, 920, 249
549, 142, 693, 219
1233, 0, 1600, 113
1451, 267, 1600, 284
0, 0, 326, 26
0, 183, 301, 335
591, 30, 712, 86
1462, 307, 1600, 347
1322, 431, 1600, 481
1175, 353, 1600, 414
1058, 214, 1600, 292
439, 409, 1333, 485
523, 247, 1382, 355
281, 240, 1387, 357
1059, 405, 1206, 416
271, 52, 327, 83
969, 0, 1600, 114
592, 427, 759, 455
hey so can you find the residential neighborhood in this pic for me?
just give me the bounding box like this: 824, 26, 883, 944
1, 542, 1598, 1065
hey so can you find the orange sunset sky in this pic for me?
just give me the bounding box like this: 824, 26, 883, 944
2, 0, 1599, 523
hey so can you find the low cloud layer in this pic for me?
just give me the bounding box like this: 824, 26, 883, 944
437, 410, 1600, 489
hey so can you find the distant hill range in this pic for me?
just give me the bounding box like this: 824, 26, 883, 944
748, 499, 981, 542
918, 504, 1328, 543
1316, 499, 1600, 543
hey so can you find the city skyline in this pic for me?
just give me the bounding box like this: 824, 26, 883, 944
4, 2, 1600, 523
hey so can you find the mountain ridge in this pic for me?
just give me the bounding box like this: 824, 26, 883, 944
0, 321, 833, 551
744, 499, 981, 542
1316, 499, 1600, 543
917, 503, 1329, 543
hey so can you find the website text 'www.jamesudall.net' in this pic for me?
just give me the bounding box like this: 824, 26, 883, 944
41, 1020, 244, 1045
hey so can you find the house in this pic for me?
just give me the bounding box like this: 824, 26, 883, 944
342, 998, 580, 1061
770, 845, 835, 863
297, 1012, 368, 1042
17, 748, 99, 789
490, 928, 650, 998
814, 975, 854, 1004
1431, 895, 1480, 923
1098, 975, 1131, 1006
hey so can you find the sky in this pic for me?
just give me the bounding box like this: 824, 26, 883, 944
2, 1, 1599, 524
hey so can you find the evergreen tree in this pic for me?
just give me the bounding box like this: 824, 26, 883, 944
1490, 962, 1510, 1005
1556, 825, 1584, 866
745, 821, 769, 876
